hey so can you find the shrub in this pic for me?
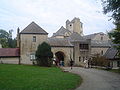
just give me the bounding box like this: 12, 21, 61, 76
35, 42, 53, 67
91, 54, 110, 67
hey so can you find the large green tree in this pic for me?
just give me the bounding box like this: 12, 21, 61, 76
102, 0, 120, 55
0, 29, 16, 48
35, 42, 53, 67
102, 0, 120, 23
0, 29, 9, 48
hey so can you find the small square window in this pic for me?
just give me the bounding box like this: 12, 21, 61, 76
33, 36, 36, 42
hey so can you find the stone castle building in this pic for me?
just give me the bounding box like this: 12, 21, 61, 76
0, 17, 119, 68
16, 17, 111, 66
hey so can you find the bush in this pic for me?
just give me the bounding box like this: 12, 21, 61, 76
35, 42, 53, 67
91, 54, 110, 67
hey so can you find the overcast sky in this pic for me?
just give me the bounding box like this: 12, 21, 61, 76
0, 0, 115, 38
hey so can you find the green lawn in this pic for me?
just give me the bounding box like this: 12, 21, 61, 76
0, 64, 81, 90
108, 69, 120, 74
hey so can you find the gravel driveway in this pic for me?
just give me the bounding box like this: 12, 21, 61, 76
63, 67, 120, 90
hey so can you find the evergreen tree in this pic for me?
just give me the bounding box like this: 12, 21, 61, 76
35, 42, 53, 67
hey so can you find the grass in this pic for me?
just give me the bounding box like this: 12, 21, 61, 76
108, 69, 120, 74
0, 64, 82, 90
95, 67, 120, 74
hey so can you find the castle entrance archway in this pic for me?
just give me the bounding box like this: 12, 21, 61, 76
55, 51, 65, 66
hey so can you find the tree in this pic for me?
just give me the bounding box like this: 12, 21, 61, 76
102, 0, 120, 23
8, 38, 17, 48
0, 29, 9, 48
91, 54, 110, 67
0, 29, 16, 48
35, 42, 53, 67
102, 0, 120, 55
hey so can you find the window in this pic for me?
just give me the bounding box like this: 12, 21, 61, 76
117, 61, 120, 67
30, 54, 36, 60
33, 36, 36, 42
79, 57, 81, 62
101, 37, 103, 40
101, 50, 103, 55
79, 44, 89, 50
80, 22, 83, 28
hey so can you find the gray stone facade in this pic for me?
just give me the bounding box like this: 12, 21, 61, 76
16, 17, 119, 67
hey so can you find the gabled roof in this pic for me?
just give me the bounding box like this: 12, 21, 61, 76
104, 47, 119, 59
68, 32, 86, 42
52, 26, 71, 37
20, 22, 48, 35
83, 32, 104, 40
47, 38, 73, 47
0, 48, 20, 57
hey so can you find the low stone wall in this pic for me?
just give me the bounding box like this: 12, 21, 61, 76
0, 57, 19, 64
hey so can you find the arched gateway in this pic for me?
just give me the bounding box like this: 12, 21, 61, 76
55, 51, 65, 66
47, 38, 74, 66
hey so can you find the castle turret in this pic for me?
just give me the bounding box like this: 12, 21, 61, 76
66, 17, 83, 35
66, 20, 70, 29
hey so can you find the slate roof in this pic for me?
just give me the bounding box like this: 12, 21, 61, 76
20, 22, 48, 35
68, 32, 86, 42
104, 47, 118, 59
91, 40, 111, 47
52, 26, 71, 37
47, 38, 73, 47
0, 48, 20, 57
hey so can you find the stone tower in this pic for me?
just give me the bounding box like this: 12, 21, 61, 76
66, 17, 83, 35
19, 22, 48, 64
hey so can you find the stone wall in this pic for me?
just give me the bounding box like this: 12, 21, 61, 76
93, 33, 110, 41
0, 57, 19, 64
73, 42, 90, 66
51, 47, 73, 66
20, 34, 47, 64
91, 47, 109, 56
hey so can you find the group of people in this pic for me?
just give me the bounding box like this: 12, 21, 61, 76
53, 57, 74, 68
53, 58, 64, 66
53, 57, 91, 69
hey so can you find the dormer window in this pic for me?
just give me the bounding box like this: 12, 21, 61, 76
33, 36, 36, 42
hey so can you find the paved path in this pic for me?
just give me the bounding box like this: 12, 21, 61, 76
63, 67, 120, 90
